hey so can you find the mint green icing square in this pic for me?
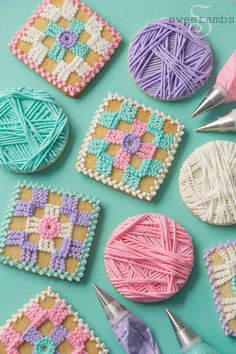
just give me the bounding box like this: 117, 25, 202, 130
153, 132, 174, 150
96, 153, 114, 177
70, 18, 85, 36
139, 159, 163, 177
99, 111, 120, 129
71, 41, 89, 58
44, 21, 63, 39
123, 166, 141, 189
47, 43, 66, 62
117, 101, 138, 123
88, 139, 109, 157
146, 114, 164, 136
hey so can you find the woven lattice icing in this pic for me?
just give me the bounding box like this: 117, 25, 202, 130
179, 140, 236, 225
76, 93, 184, 201
9, 0, 121, 97
0, 287, 108, 353
0, 87, 69, 173
0, 181, 100, 282
204, 241, 236, 337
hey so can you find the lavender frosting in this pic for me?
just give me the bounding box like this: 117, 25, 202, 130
112, 313, 161, 354
58, 29, 77, 49
128, 18, 213, 101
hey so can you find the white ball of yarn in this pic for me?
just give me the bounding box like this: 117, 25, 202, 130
179, 141, 236, 225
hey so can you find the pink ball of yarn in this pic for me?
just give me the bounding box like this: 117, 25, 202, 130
104, 214, 194, 302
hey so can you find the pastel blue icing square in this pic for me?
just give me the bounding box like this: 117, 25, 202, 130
44, 21, 62, 38
146, 114, 164, 136
153, 132, 174, 150
70, 18, 85, 36
88, 139, 109, 156
123, 166, 141, 189
47, 43, 66, 62
139, 159, 163, 177
96, 153, 115, 177
117, 102, 138, 123
99, 111, 120, 129
71, 41, 89, 58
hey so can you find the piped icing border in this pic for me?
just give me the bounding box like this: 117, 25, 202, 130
0, 287, 109, 353
9, 0, 122, 97
76, 92, 184, 201
204, 240, 236, 337
0, 180, 100, 282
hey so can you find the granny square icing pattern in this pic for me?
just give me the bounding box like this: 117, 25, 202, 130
0, 181, 100, 282
9, 0, 121, 97
204, 241, 236, 337
0, 287, 108, 354
76, 93, 184, 201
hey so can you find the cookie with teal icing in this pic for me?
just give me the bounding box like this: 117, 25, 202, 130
76, 93, 184, 201
0, 87, 69, 173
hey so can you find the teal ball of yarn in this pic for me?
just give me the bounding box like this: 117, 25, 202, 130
0, 87, 69, 173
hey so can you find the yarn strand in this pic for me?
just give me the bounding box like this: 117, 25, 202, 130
128, 18, 213, 100
105, 214, 194, 302
0, 87, 69, 173
179, 141, 236, 225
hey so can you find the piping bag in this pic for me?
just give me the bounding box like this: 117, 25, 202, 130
166, 309, 221, 354
93, 283, 161, 354
192, 51, 236, 117
196, 108, 236, 132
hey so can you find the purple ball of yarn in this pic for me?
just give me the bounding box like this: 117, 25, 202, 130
128, 18, 213, 101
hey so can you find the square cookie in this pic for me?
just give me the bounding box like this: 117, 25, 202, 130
9, 0, 121, 97
0, 287, 108, 354
0, 181, 100, 282
204, 241, 236, 336
76, 93, 184, 201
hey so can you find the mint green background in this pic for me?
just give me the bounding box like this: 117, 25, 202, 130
0, 1, 235, 353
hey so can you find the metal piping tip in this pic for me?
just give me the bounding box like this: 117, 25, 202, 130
166, 309, 199, 351
192, 85, 228, 117
196, 109, 236, 132
196, 120, 219, 132
93, 283, 115, 308
93, 284, 128, 323
165, 308, 184, 332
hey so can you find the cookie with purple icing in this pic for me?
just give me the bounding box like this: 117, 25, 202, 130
204, 240, 236, 337
128, 18, 213, 100
0, 181, 100, 282
0, 287, 108, 353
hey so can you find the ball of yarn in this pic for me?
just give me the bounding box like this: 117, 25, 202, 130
0, 87, 69, 173
179, 141, 236, 225
104, 214, 194, 302
128, 18, 213, 100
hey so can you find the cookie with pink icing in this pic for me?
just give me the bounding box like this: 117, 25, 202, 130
104, 213, 194, 302
9, 0, 121, 97
0, 287, 108, 353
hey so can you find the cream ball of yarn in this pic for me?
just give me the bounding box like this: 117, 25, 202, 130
179, 141, 236, 225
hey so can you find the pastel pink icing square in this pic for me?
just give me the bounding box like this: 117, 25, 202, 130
130, 119, 147, 136
105, 129, 124, 144
114, 150, 131, 170
137, 143, 156, 159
